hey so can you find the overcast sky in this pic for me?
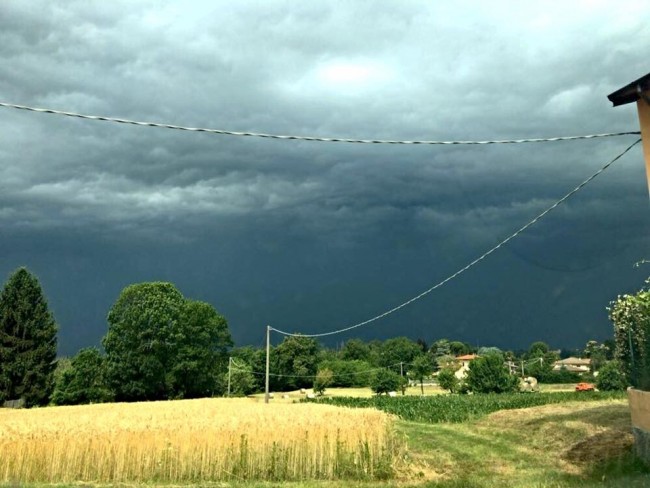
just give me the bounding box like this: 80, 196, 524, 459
1, 0, 649, 356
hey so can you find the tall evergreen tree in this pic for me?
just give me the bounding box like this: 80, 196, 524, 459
0, 268, 58, 407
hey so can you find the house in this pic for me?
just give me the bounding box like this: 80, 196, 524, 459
552, 357, 591, 373
454, 354, 479, 379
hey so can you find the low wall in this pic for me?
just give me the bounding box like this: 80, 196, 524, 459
628, 388, 650, 464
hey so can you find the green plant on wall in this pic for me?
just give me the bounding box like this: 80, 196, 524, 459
609, 278, 650, 390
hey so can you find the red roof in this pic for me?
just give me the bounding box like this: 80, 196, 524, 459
456, 354, 478, 360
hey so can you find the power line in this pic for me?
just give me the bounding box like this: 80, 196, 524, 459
271, 139, 643, 338
0, 101, 640, 145
232, 361, 412, 379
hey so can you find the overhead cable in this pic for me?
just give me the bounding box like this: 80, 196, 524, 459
0, 101, 640, 145
231, 361, 413, 379
271, 139, 642, 338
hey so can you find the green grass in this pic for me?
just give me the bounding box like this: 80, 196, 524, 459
395, 399, 650, 488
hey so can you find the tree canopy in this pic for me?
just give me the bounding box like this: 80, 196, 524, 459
465, 353, 519, 394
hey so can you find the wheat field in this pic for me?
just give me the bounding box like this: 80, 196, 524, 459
0, 398, 396, 483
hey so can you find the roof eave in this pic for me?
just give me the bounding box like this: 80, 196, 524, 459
608, 72, 650, 107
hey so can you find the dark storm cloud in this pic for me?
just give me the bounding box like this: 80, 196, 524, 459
0, 0, 649, 354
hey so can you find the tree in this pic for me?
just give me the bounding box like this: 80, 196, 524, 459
371, 368, 401, 395
231, 346, 266, 392
583, 340, 608, 373
596, 361, 627, 391
378, 337, 422, 372
436, 354, 459, 372
52, 347, 113, 405
0, 268, 58, 407
274, 335, 320, 391
103, 282, 185, 401
528, 341, 550, 358
525, 356, 553, 382
102, 282, 233, 401
603, 339, 616, 360
411, 354, 433, 394
313, 368, 333, 396
449, 341, 473, 356
226, 360, 257, 396
340, 339, 371, 362
437, 367, 459, 393
168, 300, 233, 399
416, 338, 429, 353
465, 353, 519, 394
477, 346, 502, 356
317, 359, 372, 387
430, 339, 452, 358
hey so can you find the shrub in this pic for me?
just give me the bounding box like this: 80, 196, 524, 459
437, 368, 459, 393
371, 369, 402, 395
609, 280, 650, 390
596, 361, 627, 391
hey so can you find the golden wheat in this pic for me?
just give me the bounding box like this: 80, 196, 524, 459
0, 398, 396, 482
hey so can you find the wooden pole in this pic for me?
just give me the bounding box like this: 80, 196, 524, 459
636, 92, 650, 195
265, 325, 271, 404
227, 357, 232, 397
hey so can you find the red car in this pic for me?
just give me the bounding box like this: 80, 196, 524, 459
575, 382, 595, 392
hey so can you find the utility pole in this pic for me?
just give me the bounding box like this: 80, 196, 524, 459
265, 325, 271, 404
521, 360, 524, 377
227, 357, 232, 397
400, 362, 404, 395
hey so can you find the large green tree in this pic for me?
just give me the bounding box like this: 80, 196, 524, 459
0, 268, 58, 407
102, 282, 233, 401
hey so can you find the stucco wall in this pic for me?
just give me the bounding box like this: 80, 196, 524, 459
628, 388, 650, 465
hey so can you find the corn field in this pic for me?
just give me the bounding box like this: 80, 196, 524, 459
309, 391, 627, 423
0, 398, 397, 483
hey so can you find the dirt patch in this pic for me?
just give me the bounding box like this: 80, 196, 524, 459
563, 429, 634, 464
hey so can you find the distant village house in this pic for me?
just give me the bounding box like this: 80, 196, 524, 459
552, 357, 591, 373
454, 354, 479, 379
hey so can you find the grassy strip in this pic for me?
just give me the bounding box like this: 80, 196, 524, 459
307, 391, 627, 423
396, 399, 649, 487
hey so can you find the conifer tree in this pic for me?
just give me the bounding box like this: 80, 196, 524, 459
0, 268, 58, 407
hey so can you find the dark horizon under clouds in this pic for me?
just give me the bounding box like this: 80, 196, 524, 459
0, 1, 649, 356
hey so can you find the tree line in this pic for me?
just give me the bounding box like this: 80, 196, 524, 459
0, 267, 626, 407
